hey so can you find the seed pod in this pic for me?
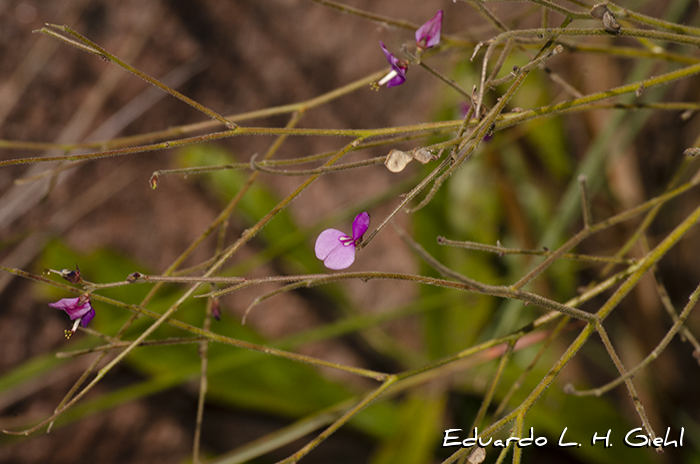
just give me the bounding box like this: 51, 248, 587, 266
385, 149, 413, 172
602, 10, 621, 34
468, 447, 486, 464
412, 148, 435, 164
590, 3, 608, 19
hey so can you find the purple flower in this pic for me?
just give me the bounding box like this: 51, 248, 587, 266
415, 10, 443, 51
315, 212, 370, 270
378, 42, 408, 88
49, 295, 95, 339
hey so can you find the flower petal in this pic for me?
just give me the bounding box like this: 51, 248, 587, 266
315, 229, 349, 260
50, 297, 94, 321
415, 10, 443, 49
323, 243, 356, 270
380, 41, 397, 66
64, 302, 93, 320
384, 71, 406, 88
351, 212, 371, 241
379, 42, 407, 88
49, 297, 81, 311
80, 305, 96, 327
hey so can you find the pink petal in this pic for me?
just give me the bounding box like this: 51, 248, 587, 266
415, 10, 443, 49
323, 243, 356, 270
379, 42, 407, 88
80, 305, 95, 327
49, 297, 93, 320
315, 228, 357, 270
49, 297, 81, 311
315, 229, 349, 260
351, 212, 371, 241
380, 41, 395, 65
65, 302, 93, 320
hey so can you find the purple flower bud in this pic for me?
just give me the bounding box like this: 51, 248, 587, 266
378, 42, 408, 88
315, 212, 370, 270
49, 295, 95, 339
415, 10, 443, 51
59, 266, 82, 284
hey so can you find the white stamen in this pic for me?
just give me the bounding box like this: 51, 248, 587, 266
378, 70, 398, 86
70, 318, 81, 334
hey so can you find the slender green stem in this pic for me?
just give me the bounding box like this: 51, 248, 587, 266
471, 341, 515, 431
308, 0, 474, 47
438, 237, 635, 265
55, 337, 208, 358
594, 322, 657, 443
497, 61, 700, 131
493, 316, 571, 418
276, 376, 398, 464
37, 25, 237, 130
193, 298, 213, 464
201, 270, 597, 322
0, 122, 461, 168
569, 281, 700, 396
607, 2, 700, 36
417, 60, 472, 99
578, 174, 593, 228
652, 267, 700, 354
0, 69, 387, 154
465, 0, 590, 20
511, 412, 527, 464
512, 174, 700, 290
442, 201, 700, 463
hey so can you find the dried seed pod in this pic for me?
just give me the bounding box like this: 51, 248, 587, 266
590, 3, 608, 19
385, 149, 413, 172
468, 447, 486, 464
602, 10, 621, 34
412, 147, 435, 164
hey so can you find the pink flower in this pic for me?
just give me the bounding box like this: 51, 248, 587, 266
377, 11, 443, 88
378, 42, 408, 88
315, 212, 370, 270
415, 10, 443, 51
49, 295, 95, 339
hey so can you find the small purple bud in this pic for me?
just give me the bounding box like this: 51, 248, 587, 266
351, 212, 370, 245
212, 299, 221, 321
415, 10, 443, 51
60, 266, 82, 284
